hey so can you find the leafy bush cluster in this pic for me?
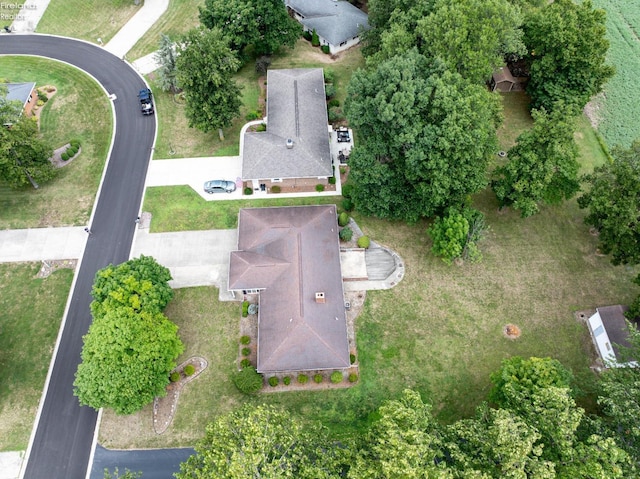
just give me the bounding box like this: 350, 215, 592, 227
298, 374, 309, 384
339, 226, 353, 242
241, 347, 251, 357
240, 335, 251, 345
338, 212, 350, 227
184, 364, 195, 376
311, 29, 319, 47
241, 301, 249, 317
302, 30, 312, 42
357, 236, 370, 249
313, 374, 323, 384
321, 45, 330, 54
315, 184, 325, 192
37, 89, 48, 103
233, 366, 263, 394
330, 371, 343, 383
244, 187, 253, 195
428, 207, 486, 265
268, 376, 279, 387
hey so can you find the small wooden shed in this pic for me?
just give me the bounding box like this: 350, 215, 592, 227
491, 67, 516, 92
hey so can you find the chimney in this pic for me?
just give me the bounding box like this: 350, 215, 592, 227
315, 292, 325, 303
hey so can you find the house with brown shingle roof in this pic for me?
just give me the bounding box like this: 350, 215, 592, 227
242, 68, 332, 193
228, 204, 350, 373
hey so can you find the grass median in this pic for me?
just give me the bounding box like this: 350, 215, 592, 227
0, 264, 74, 451
0, 56, 112, 228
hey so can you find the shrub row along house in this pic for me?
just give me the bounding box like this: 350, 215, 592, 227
228, 205, 350, 374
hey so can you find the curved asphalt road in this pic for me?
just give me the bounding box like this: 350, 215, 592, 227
90, 446, 194, 479
0, 35, 155, 479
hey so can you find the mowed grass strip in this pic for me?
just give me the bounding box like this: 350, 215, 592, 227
591, 0, 640, 148
36, 0, 139, 44
127, 0, 204, 61
0, 264, 73, 451
143, 185, 342, 232
0, 56, 112, 228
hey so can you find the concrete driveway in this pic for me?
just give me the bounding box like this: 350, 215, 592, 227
130, 228, 238, 299
145, 156, 243, 201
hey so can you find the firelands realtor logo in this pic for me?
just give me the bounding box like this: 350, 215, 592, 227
1, 2, 37, 21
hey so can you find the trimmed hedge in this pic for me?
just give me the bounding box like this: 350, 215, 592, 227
328, 176, 336, 185
283, 376, 291, 385
268, 376, 279, 387
298, 374, 309, 384
240, 335, 251, 345
315, 184, 325, 192
321, 45, 330, 54
244, 187, 253, 195
341, 198, 354, 212
357, 236, 370, 249
233, 366, 263, 394
240, 358, 251, 368
170, 372, 180, 382
330, 371, 343, 383
348, 373, 358, 383
242, 301, 249, 317
311, 29, 319, 47
271, 185, 281, 193
339, 227, 353, 242
313, 374, 323, 383
184, 364, 195, 376
61, 152, 70, 162
338, 212, 349, 227
303, 30, 312, 41
350, 353, 356, 364
241, 347, 251, 357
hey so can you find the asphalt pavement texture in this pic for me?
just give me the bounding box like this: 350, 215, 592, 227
90, 445, 194, 479
0, 34, 155, 479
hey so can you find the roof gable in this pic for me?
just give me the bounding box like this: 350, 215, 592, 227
242, 69, 332, 180
229, 205, 350, 373
4, 82, 36, 111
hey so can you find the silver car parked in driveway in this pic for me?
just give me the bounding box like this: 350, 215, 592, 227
204, 180, 236, 194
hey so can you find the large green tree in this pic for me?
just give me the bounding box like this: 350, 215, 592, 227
155, 33, 179, 93
176, 404, 348, 478
345, 49, 501, 222
199, 0, 299, 57
523, 0, 614, 112
176, 27, 242, 133
0, 115, 55, 189
416, 0, 526, 84
578, 140, 640, 266
491, 105, 581, 217
0, 83, 22, 125
74, 256, 183, 415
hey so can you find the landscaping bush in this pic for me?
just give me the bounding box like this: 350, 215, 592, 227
324, 84, 336, 99
342, 184, 354, 199
298, 374, 309, 384
323, 69, 335, 84
184, 364, 195, 376
328, 98, 340, 108
338, 212, 350, 227
311, 29, 319, 47
348, 373, 358, 383
328, 107, 343, 123
37, 90, 48, 103
321, 45, 330, 54
241, 347, 251, 357
341, 198, 354, 212
36, 99, 44, 107
244, 187, 253, 195
247, 303, 258, 315
330, 371, 343, 383
233, 366, 263, 394
268, 376, 279, 387
255, 55, 272, 75
271, 185, 281, 193
242, 301, 249, 317
328, 176, 336, 185
283, 376, 291, 385
67, 147, 77, 157
314, 374, 323, 383
70, 140, 80, 149
245, 110, 261, 121
240, 335, 251, 345
61, 152, 70, 162
315, 184, 325, 192
240, 358, 251, 368
339, 227, 353, 242
350, 353, 356, 364
256, 123, 267, 132
170, 372, 180, 382
302, 30, 312, 41
357, 236, 370, 249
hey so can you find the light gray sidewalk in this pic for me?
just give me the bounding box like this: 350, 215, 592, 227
132, 50, 161, 75
8, 0, 50, 32
0, 227, 87, 263
104, 0, 169, 58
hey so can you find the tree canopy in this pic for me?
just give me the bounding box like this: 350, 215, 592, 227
491, 104, 581, 217
155, 34, 179, 93
523, 0, 614, 112
577, 141, 640, 266
344, 49, 501, 222
0, 115, 55, 189
74, 256, 183, 415
199, 0, 300, 57
175, 27, 242, 133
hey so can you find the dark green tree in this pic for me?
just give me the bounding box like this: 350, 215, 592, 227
154, 33, 179, 93
0, 115, 55, 189
0, 82, 23, 125
578, 140, 640, 266
492, 104, 580, 217
176, 404, 349, 478
176, 27, 242, 133
345, 49, 501, 222
416, 0, 527, 84
523, 0, 614, 112
199, 0, 300, 57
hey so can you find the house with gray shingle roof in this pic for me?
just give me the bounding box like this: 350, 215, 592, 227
3, 82, 37, 125
228, 205, 350, 373
242, 68, 332, 191
285, 0, 370, 54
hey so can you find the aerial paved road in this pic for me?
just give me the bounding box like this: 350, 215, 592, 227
0, 34, 156, 478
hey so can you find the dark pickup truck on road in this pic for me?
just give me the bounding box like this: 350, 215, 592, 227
138, 88, 154, 115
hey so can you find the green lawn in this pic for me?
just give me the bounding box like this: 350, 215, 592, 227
0, 56, 112, 228
0, 264, 74, 451
36, 0, 139, 44
127, 0, 204, 61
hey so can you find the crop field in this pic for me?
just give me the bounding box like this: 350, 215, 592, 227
591, 0, 640, 148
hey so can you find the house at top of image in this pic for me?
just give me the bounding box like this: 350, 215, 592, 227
228, 205, 350, 374
586, 305, 639, 367
285, 0, 370, 54
242, 68, 332, 193
3, 82, 37, 125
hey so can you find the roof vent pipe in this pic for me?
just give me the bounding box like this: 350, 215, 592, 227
286, 138, 294, 149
